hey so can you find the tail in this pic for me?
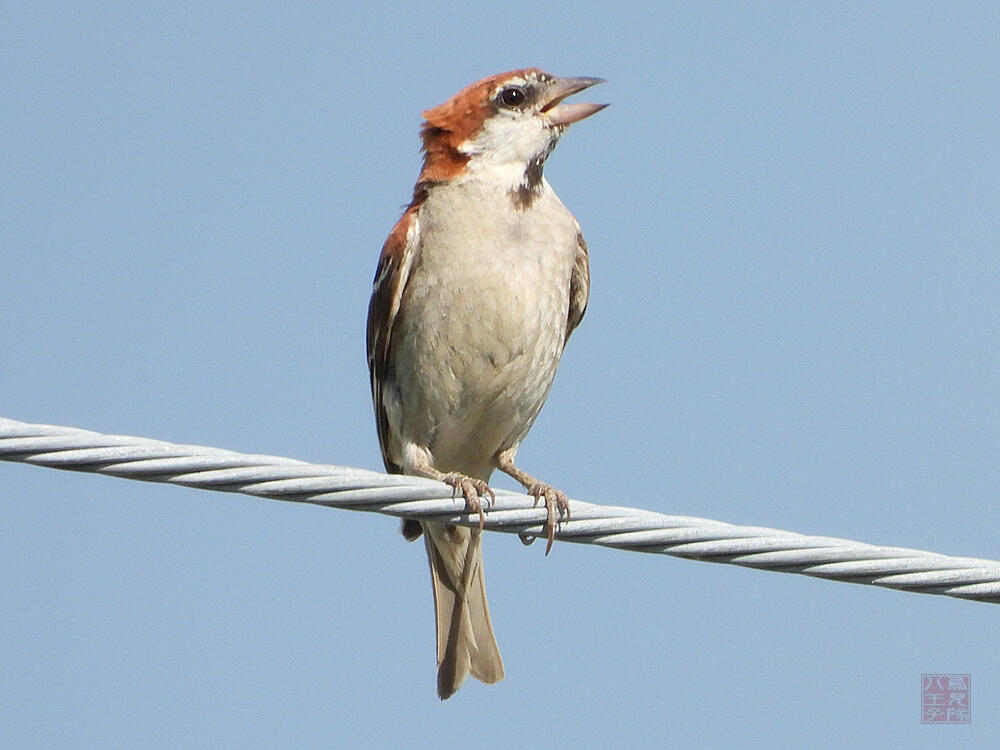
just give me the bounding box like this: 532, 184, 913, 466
422, 521, 504, 699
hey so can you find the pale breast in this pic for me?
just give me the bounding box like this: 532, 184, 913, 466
387, 179, 578, 475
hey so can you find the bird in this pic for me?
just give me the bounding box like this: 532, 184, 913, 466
366, 68, 606, 699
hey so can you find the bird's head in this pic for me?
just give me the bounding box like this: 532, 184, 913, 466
415, 68, 607, 200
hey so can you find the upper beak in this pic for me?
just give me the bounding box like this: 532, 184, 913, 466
540, 76, 608, 127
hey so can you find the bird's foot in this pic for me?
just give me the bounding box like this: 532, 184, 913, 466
441, 472, 495, 530
526, 482, 570, 555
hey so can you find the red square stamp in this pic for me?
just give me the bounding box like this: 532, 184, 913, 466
921, 674, 971, 724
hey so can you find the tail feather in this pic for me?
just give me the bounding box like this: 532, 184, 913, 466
423, 521, 504, 699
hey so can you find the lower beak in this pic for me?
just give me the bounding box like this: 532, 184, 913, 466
540, 76, 608, 127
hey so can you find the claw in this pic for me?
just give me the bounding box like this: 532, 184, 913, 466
523, 481, 569, 555
544, 500, 558, 555
442, 472, 494, 530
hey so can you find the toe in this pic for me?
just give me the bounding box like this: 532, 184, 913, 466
460, 480, 486, 530
557, 491, 571, 522
544, 506, 557, 555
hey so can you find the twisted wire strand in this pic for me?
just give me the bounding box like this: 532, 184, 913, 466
2, 416, 998, 604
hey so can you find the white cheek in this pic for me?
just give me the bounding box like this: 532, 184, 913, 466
462, 116, 552, 166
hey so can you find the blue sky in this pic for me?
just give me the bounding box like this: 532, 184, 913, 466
3, 2, 998, 747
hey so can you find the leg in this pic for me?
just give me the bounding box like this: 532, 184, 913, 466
403, 443, 495, 529
495, 447, 570, 555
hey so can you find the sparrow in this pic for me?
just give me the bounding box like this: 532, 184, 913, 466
366, 68, 606, 699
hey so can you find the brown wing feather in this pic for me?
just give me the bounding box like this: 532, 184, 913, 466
566, 229, 591, 344
366, 206, 420, 474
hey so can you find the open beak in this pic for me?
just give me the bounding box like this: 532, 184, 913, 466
540, 76, 608, 127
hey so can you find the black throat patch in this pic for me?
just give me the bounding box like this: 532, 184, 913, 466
508, 156, 545, 210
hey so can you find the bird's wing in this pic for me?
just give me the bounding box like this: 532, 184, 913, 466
366, 205, 420, 474
565, 228, 591, 344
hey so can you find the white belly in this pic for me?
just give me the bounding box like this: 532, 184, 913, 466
385, 179, 578, 477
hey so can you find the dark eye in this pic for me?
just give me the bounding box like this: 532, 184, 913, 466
498, 86, 527, 108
